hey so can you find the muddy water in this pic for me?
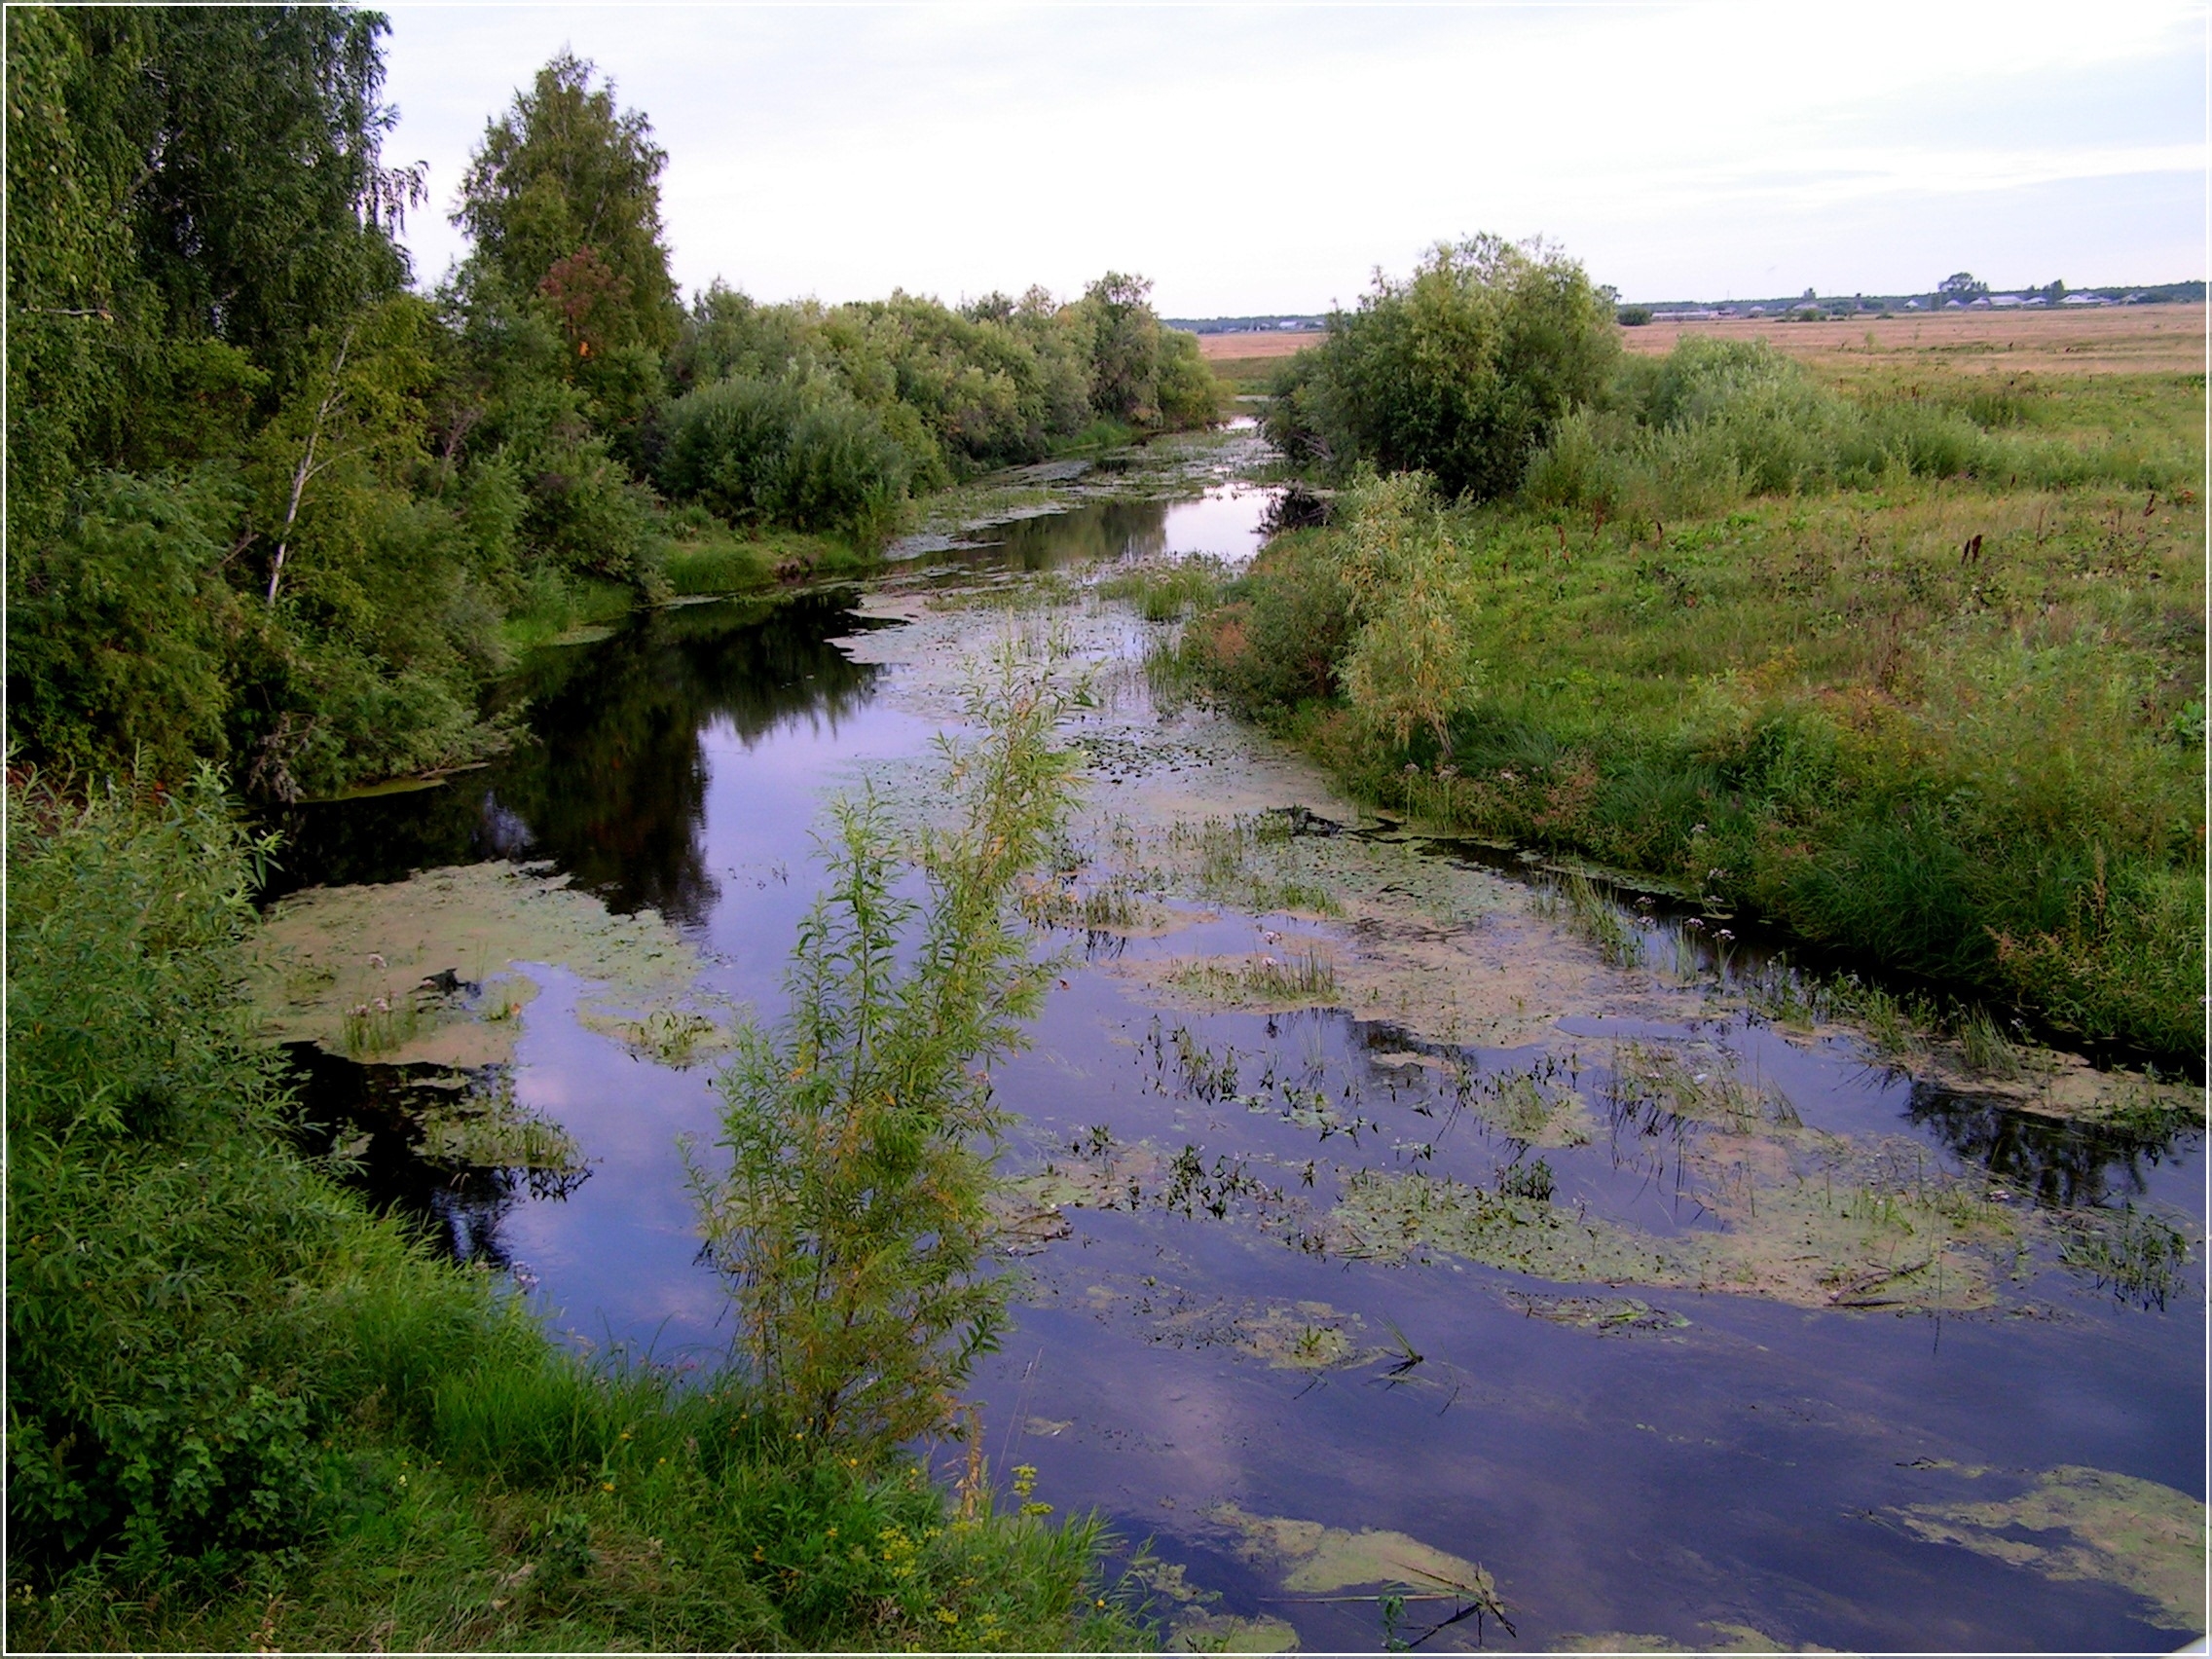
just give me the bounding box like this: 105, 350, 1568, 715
264, 478, 2204, 1653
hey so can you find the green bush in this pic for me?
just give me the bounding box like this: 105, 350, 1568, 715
658, 374, 917, 546
6, 769, 531, 1569
1269, 236, 1618, 500
690, 660, 1079, 1451
1196, 529, 1355, 716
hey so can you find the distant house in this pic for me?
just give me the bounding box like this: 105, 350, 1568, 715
1987, 294, 2025, 308
2062, 293, 2110, 307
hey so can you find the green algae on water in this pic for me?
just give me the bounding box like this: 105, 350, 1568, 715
1888, 1463, 2208, 1633
247, 862, 712, 1067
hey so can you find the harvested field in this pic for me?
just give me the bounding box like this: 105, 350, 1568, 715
1621, 304, 2205, 374
1198, 328, 1325, 362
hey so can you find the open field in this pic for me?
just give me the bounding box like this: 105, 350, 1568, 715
1198, 309, 2206, 380
1624, 305, 2205, 375
1198, 328, 1325, 361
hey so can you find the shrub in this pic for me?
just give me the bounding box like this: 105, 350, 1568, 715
688, 657, 1079, 1450
6, 768, 529, 1569
1276, 236, 1619, 500
658, 374, 917, 546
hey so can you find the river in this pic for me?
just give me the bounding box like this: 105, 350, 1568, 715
258, 450, 2204, 1653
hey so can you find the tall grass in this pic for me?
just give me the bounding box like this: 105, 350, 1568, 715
1203, 357, 2204, 1056
1523, 338, 2198, 523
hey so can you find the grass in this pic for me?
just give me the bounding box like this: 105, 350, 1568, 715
1097, 557, 1226, 622
2059, 1203, 2193, 1311
1198, 354, 2204, 1058
659, 524, 869, 597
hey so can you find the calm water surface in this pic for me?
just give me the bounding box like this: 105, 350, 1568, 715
269, 485, 2205, 1653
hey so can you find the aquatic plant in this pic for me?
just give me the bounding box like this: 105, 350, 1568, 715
2060, 1204, 2193, 1311
689, 654, 1080, 1449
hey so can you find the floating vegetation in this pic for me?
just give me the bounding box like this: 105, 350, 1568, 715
1560, 1624, 1836, 1653
1501, 1290, 1688, 1335
1154, 949, 1342, 1011
249, 862, 705, 1067
1889, 1464, 2208, 1633
1606, 1040, 1791, 1135
416, 1073, 589, 1194
575, 999, 739, 1068
2058, 1203, 2193, 1310
1055, 1271, 1368, 1372
1332, 1127, 2015, 1312
1208, 1504, 1513, 1646
1479, 1062, 1597, 1147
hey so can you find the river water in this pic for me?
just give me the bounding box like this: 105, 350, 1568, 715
265, 476, 2204, 1653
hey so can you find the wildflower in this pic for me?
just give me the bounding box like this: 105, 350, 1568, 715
1716, 928, 1735, 940
602, 1481, 614, 1493
367, 953, 386, 970
1684, 917, 1704, 930
1690, 823, 1708, 835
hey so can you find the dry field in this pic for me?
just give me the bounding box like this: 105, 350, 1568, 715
1624, 305, 2204, 374
1198, 329, 1325, 362
1197, 307, 2204, 376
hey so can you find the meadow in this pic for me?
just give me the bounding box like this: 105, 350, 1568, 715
1193, 315, 2204, 1059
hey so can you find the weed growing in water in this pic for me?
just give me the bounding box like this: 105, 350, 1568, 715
2061, 1204, 2193, 1310
1096, 556, 1225, 622
688, 652, 1079, 1450
1557, 872, 1642, 969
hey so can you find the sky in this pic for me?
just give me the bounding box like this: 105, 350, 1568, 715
378, 2, 2209, 316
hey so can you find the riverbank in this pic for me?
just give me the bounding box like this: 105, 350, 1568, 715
1192, 344, 2204, 1061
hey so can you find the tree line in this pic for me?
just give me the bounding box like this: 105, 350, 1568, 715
7, 10, 1219, 800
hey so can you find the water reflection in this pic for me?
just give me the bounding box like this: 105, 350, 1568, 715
1907, 1083, 2194, 1209
262, 502, 2206, 1654
940, 485, 1279, 573
265, 590, 884, 920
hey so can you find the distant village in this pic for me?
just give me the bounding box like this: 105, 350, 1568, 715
1169, 276, 2205, 335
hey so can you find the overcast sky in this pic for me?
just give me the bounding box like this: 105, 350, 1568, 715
378, 2, 2207, 315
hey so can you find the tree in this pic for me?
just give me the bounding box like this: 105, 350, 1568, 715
5, 6, 416, 546
455, 53, 680, 362
1937, 272, 1989, 300
1272, 236, 1619, 501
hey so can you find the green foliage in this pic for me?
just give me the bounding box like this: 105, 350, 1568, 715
1524, 338, 2197, 519
690, 660, 1080, 1450
4, 10, 1217, 803
8, 471, 242, 780
1269, 236, 1618, 500
6, 768, 533, 1567
7, 766, 1142, 1650
454, 51, 680, 366
1196, 463, 2203, 1056
1195, 530, 1355, 716
658, 373, 918, 546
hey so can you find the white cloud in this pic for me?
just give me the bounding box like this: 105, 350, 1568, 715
378, 2, 2205, 311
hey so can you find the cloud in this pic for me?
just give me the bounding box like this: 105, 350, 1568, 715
379, 2, 2204, 310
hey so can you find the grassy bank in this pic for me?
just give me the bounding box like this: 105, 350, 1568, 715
1192, 359, 2204, 1059
6, 769, 1146, 1651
